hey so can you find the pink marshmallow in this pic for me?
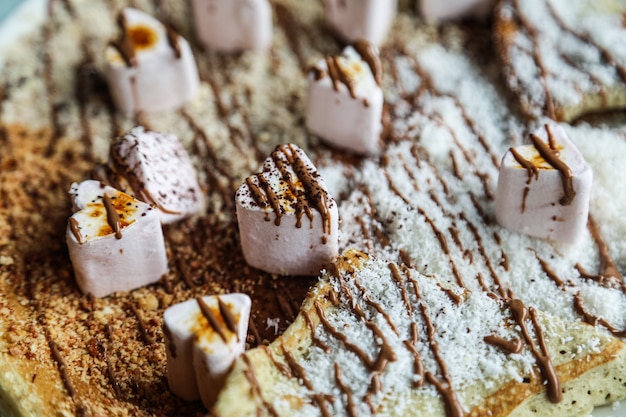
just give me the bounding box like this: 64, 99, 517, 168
418, 0, 495, 23
98, 127, 205, 224
66, 180, 168, 298
307, 42, 384, 155
163, 294, 251, 408
235, 144, 339, 275
323, 0, 397, 46
495, 124, 592, 244
191, 0, 272, 52
104, 8, 200, 114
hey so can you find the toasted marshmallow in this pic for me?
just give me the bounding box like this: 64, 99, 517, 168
307, 41, 383, 155
104, 8, 200, 114
191, 0, 272, 52
418, 0, 495, 23
323, 0, 397, 46
495, 124, 592, 244
163, 294, 251, 408
235, 144, 339, 275
98, 127, 205, 224
66, 180, 168, 298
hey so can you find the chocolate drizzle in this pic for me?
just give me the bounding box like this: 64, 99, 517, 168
509, 298, 561, 403
529, 132, 575, 205
353, 40, 383, 86
196, 296, 228, 343
103, 194, 123, 239
484, 334, 523, 354
218, 297, 239, 341
68, 217, 83, 243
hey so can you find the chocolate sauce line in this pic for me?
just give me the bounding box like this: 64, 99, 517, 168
334, 363, 358, 417
74, 46, 95, 161
260, 345, 292, 379
280, 343, 333, 417
484, 334, 523, 354
196, 296, 229, 343
460, 213, 507, 298
406, 268, 465, 417
512, 0, 557, 119
129, 302, 156, 345
270, 147, 314, 228
180, 109, 236, 209
573, 293, 626, 338
508, 298, 561, 403
103, 194, 123, 239
42, 22, 64, 158
587, 214, 623, 282
273, 4, 308, 70
218, 297, 239, 340
354, 40, 383, 86
389, 263, 413, 315
529, 133, 575, 205
301, 308, 331, 353
242, 354, 281, 417
352, 276, 400, 336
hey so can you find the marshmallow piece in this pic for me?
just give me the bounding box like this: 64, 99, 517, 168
163, 294, 251, 408
100, 127, 205, 224
495, 124, 593, 244
191, 0, 272, 52
418, 0, 495, 23
324, 0, 397, 46
235, 144, 339, 275
105, 8, 200, 114
307, 42, 383, 155
66, 180, 168, 298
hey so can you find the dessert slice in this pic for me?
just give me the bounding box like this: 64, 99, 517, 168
104, 7, 200, 114
98, 127, 205, 224
494, 0, 626, 121
495, 123, 592, 243
215, 250, 626, 417
191, 0, 273, 52
163, 294, 251, 409
66, 180, 168, 298
307, 41, 384, 154
235, 144, 339, 276
323, 0, 397, 46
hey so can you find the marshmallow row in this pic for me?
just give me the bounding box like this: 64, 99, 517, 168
418, 0, 496, 23
495, 124, 592, 244
235, 144, 339, 276
323, 0, 397, 46
307, 41, 384, 155
66, 180, 168, 298
191, 0, 273, 52
163, 294, 251, 409
98, 127, 205, 224
105, 8, 200, 114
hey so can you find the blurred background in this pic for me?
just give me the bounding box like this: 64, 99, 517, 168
0, 0, 22, 22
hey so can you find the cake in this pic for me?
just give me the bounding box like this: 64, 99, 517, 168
0, 0, 625, 416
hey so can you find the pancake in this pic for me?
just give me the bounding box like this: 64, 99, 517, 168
0, 0, 625, 416
494, 0, 626, 122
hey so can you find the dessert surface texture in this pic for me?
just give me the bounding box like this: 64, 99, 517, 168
0, 0, 625, 416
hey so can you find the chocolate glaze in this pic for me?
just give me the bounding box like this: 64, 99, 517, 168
529, 133, 575, 205
484, 334, 523, 354
353, 40, 383, 86
103, 194, 123, 239
196, 296, 228, 343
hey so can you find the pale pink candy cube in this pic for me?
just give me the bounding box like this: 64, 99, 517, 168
66, 180, 168, 298
419, 0, 495, 23
101, 127, 205, 224
324, 0, 397, 45
307, 42, 384, 155
191, 0, 272, 52
236, 144, 339, 276
105, 8, 200, 114
163, 294, 251, 408
495, 124, 592, 244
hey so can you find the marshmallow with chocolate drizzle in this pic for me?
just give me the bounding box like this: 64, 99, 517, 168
104, 8, 200, 114
323, 0, 398, 45
307, 41, 384, 155
235, 144, 339, 276
66, 180, 168, 298
98, 127, 205, 224
495, 123, 592, 243
418, 0, 496, 23
163, 294, 251, 409
191, 0, 273, 52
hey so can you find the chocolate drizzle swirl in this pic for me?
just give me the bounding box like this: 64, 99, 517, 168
529, 133, 575, 205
